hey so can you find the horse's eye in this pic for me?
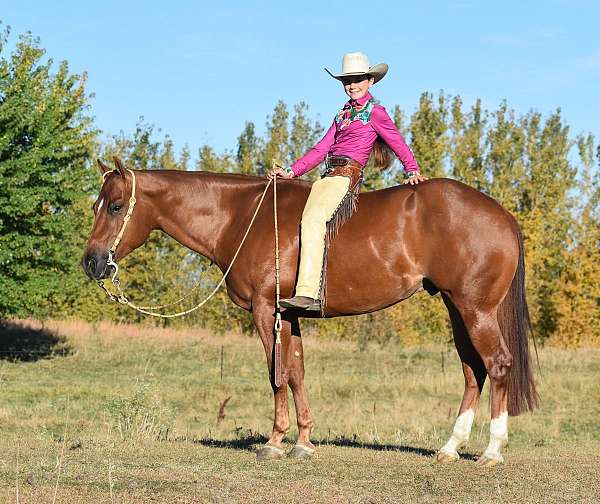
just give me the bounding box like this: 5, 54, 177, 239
109, 202, 123, 214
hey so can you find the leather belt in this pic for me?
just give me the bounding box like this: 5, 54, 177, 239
323, 156, 364, 190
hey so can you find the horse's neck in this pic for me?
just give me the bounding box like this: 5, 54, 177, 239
143, 171, 262, 265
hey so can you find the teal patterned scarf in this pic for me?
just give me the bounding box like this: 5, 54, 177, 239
335, 97, 376, 130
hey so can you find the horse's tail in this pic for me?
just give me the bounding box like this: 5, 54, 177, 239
498, 224, 539, 416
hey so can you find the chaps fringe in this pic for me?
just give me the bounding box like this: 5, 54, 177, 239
318, 179, 362, 316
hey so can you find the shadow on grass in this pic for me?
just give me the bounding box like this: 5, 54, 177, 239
319, 436, 477, 461
193, 432, 268, 451
0, 319, 72, 362
192, 432, 477, 460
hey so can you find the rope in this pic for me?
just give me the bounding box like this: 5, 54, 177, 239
99, 173, 275, 319
98, 162, 286, 386
272, 165, 283, 387
273, 166, 282, 318
101, 168, 208, 311
129, 271, 206, 311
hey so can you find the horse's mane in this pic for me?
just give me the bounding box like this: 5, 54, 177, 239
136, 169, 315, 194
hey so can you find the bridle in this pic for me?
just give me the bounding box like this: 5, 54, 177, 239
97, 168, 137, 303
104, 168, 137, 262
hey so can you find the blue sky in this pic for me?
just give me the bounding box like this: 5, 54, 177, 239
3, 1, 599, 159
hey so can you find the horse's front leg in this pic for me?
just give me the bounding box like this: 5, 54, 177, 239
253, 299, 290, 460
286, 316, 315, 459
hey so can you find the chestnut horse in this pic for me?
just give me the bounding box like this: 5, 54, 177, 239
83, 159, 537, 466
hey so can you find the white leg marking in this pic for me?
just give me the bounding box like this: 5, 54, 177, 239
482, 411, 508, 462
440, 409, 475, 459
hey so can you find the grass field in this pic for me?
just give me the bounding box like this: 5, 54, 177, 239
0, 319, 599, 503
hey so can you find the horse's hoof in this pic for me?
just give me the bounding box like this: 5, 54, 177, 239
436, 450, 459, 463
287, 443, 315, 460
476, 454, 504, 468
256, 443, 284, 460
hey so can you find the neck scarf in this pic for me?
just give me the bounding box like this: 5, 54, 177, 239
335, 96, 376, 130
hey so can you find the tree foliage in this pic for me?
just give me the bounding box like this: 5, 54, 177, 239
260, 100, 289, 176
2, 28, 598, 346
186, 93, 599, 347
236, 121, 261, 175
0, 26, 96, 317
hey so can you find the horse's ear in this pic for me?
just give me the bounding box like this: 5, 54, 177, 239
97, 158, 111, 175
113, 157, 127, 178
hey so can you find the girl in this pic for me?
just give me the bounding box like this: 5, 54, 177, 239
268, 52, 427, 311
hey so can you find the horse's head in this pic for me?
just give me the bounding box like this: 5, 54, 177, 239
82, 158, 154, 280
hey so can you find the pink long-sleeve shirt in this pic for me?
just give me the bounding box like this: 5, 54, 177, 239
291, 92, 420, 177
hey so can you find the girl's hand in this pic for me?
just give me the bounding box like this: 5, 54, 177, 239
403, 172, 428, 185
267, 166, 295, 180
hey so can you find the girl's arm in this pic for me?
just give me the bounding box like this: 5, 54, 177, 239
290, 121, 336, 177
371, 106, 420, 173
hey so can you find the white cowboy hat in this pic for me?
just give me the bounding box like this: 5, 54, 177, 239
325, 52, 388, 83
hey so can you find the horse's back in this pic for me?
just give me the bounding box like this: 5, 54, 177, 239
276, 177, 518, 265
271, 177, 517, 257
321, 178, 520, 314
227, 175, 519, 315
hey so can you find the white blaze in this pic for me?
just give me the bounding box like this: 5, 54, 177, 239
98, 198, 105, 212
439, 409, 475, 458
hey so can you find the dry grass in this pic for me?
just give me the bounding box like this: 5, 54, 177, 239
0, 319, 599, 503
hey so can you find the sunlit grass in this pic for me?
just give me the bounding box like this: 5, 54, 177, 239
0, 319, 599, 502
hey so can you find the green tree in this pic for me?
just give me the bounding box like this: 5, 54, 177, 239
158, 135, 179, 170
197, 144, 235, 173
519, 110, 576, 339
288, 101, 323, 180
450, 96, 487, 190
0, 26, 97, 317
393, 105, 408, 138
553, 134, 600, 345
483, 102, 527, 212
406, 91, 448, 181
236, 121, 261, 175
261, 100, 289, 175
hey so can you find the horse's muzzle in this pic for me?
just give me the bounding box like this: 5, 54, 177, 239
82, 250, 114, 280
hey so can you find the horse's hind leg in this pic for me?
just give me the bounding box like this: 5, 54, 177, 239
438, 294, 487, 463
457, 304, 512, 467
286, 317, 315, 459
